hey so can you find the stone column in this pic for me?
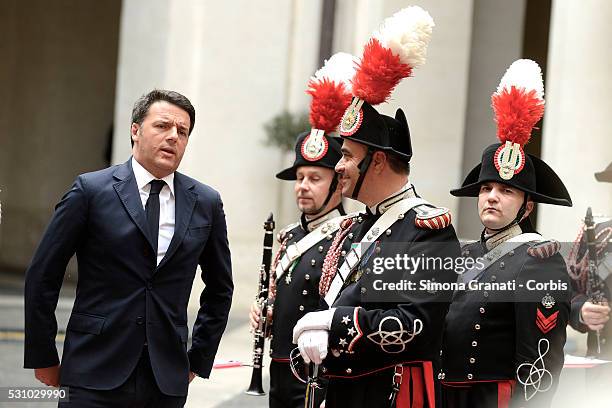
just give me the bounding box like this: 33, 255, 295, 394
539, 0, 612, 240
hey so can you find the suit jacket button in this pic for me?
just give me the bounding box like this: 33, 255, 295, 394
136, 316, 144, 325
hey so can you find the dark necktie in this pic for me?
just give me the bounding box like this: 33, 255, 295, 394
145, 179, 165, 254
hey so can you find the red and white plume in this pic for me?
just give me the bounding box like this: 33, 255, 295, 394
307, 52, 357, 133
352, 6, 435, 105
492, 59, 545, 146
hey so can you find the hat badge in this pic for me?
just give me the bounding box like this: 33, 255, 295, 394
339, 98, 364, 137
301, 128, 329, 162
494, 141, 525, 180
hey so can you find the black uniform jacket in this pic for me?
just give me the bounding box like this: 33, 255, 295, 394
442, 226, 571, 407
270, 206, 346, 359
322, 187, 461, 379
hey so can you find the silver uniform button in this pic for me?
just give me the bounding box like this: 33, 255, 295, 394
474, 324, 481, 330
479, 307, 485, 314
360, 287, 367, 294
385, 229, 392, 236
469, 358, 475, 364
346, 368, 352, 374
318, 246, 324, 253
348, 233, 354, 240
472, 341, 478, 347
341, 250, 346, 256
299, 305, 304, 311
499, 262, 505, 269
305, 274, 310, 280
302, 290, 308, 295
467, 374, 473, 380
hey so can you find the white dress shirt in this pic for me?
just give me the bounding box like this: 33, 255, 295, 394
131, 157, 175, 265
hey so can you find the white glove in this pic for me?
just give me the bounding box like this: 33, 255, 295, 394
292, 309, 335, 344
297, 329, 329, 364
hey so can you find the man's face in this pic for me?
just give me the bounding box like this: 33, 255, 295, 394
294, 166, 335, 215
477, 181, 527, 230
131, 101, 190, 178
335, 139, 368, 198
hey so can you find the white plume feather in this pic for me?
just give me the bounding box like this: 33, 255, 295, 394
373, 6, 435, 68
496, 59, 544, 100
312, 52, 357, 93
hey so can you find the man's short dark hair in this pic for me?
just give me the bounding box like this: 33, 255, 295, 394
130, 89, 196, 146
385, 151, 410, 175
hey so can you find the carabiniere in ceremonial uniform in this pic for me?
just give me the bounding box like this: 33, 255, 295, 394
267, 130, 353, 408
292, 6, 463, 402
440, 59, 572, 408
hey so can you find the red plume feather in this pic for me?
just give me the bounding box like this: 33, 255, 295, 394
352, 39, 412, 105
307, 78, 352, 133
492, 86, 545, 146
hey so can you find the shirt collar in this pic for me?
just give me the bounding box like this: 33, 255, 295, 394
367, 183, 417, 216
131, 157, 175, 196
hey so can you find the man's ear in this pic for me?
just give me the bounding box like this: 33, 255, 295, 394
371, 151, 387, 174
524, 199, 535, 218
131, 123, 140, 144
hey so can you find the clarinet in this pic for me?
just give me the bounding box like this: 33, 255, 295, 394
585, 207, 607, 354
246, 213, 275, 395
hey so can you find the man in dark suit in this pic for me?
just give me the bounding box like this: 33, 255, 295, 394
24, 89, 233, 407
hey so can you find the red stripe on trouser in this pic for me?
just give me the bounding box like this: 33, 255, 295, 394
397, 368, 411, 407
497, 381, 515, 408
422, 362, 435, 408
396, 364, 435, 408
411, 366, 424, 408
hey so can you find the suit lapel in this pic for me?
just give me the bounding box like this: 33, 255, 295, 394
157, 173, 197, 270
113, 160, 155, 250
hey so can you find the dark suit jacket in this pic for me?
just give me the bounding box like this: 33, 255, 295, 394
24, 159, 233, 396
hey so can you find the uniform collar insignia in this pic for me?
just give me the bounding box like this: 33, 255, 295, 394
482, 224, 523, 251
301, 205, 345, 232
369, 183, 417, 216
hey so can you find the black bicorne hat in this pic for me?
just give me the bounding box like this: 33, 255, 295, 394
451, 59, 572, 208
595, 162, 612, 183
338, 98, 412, 162
450, 143, 572, 206
276, 130, 342, 180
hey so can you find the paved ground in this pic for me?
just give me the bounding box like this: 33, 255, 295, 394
1, 271, 610, 407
